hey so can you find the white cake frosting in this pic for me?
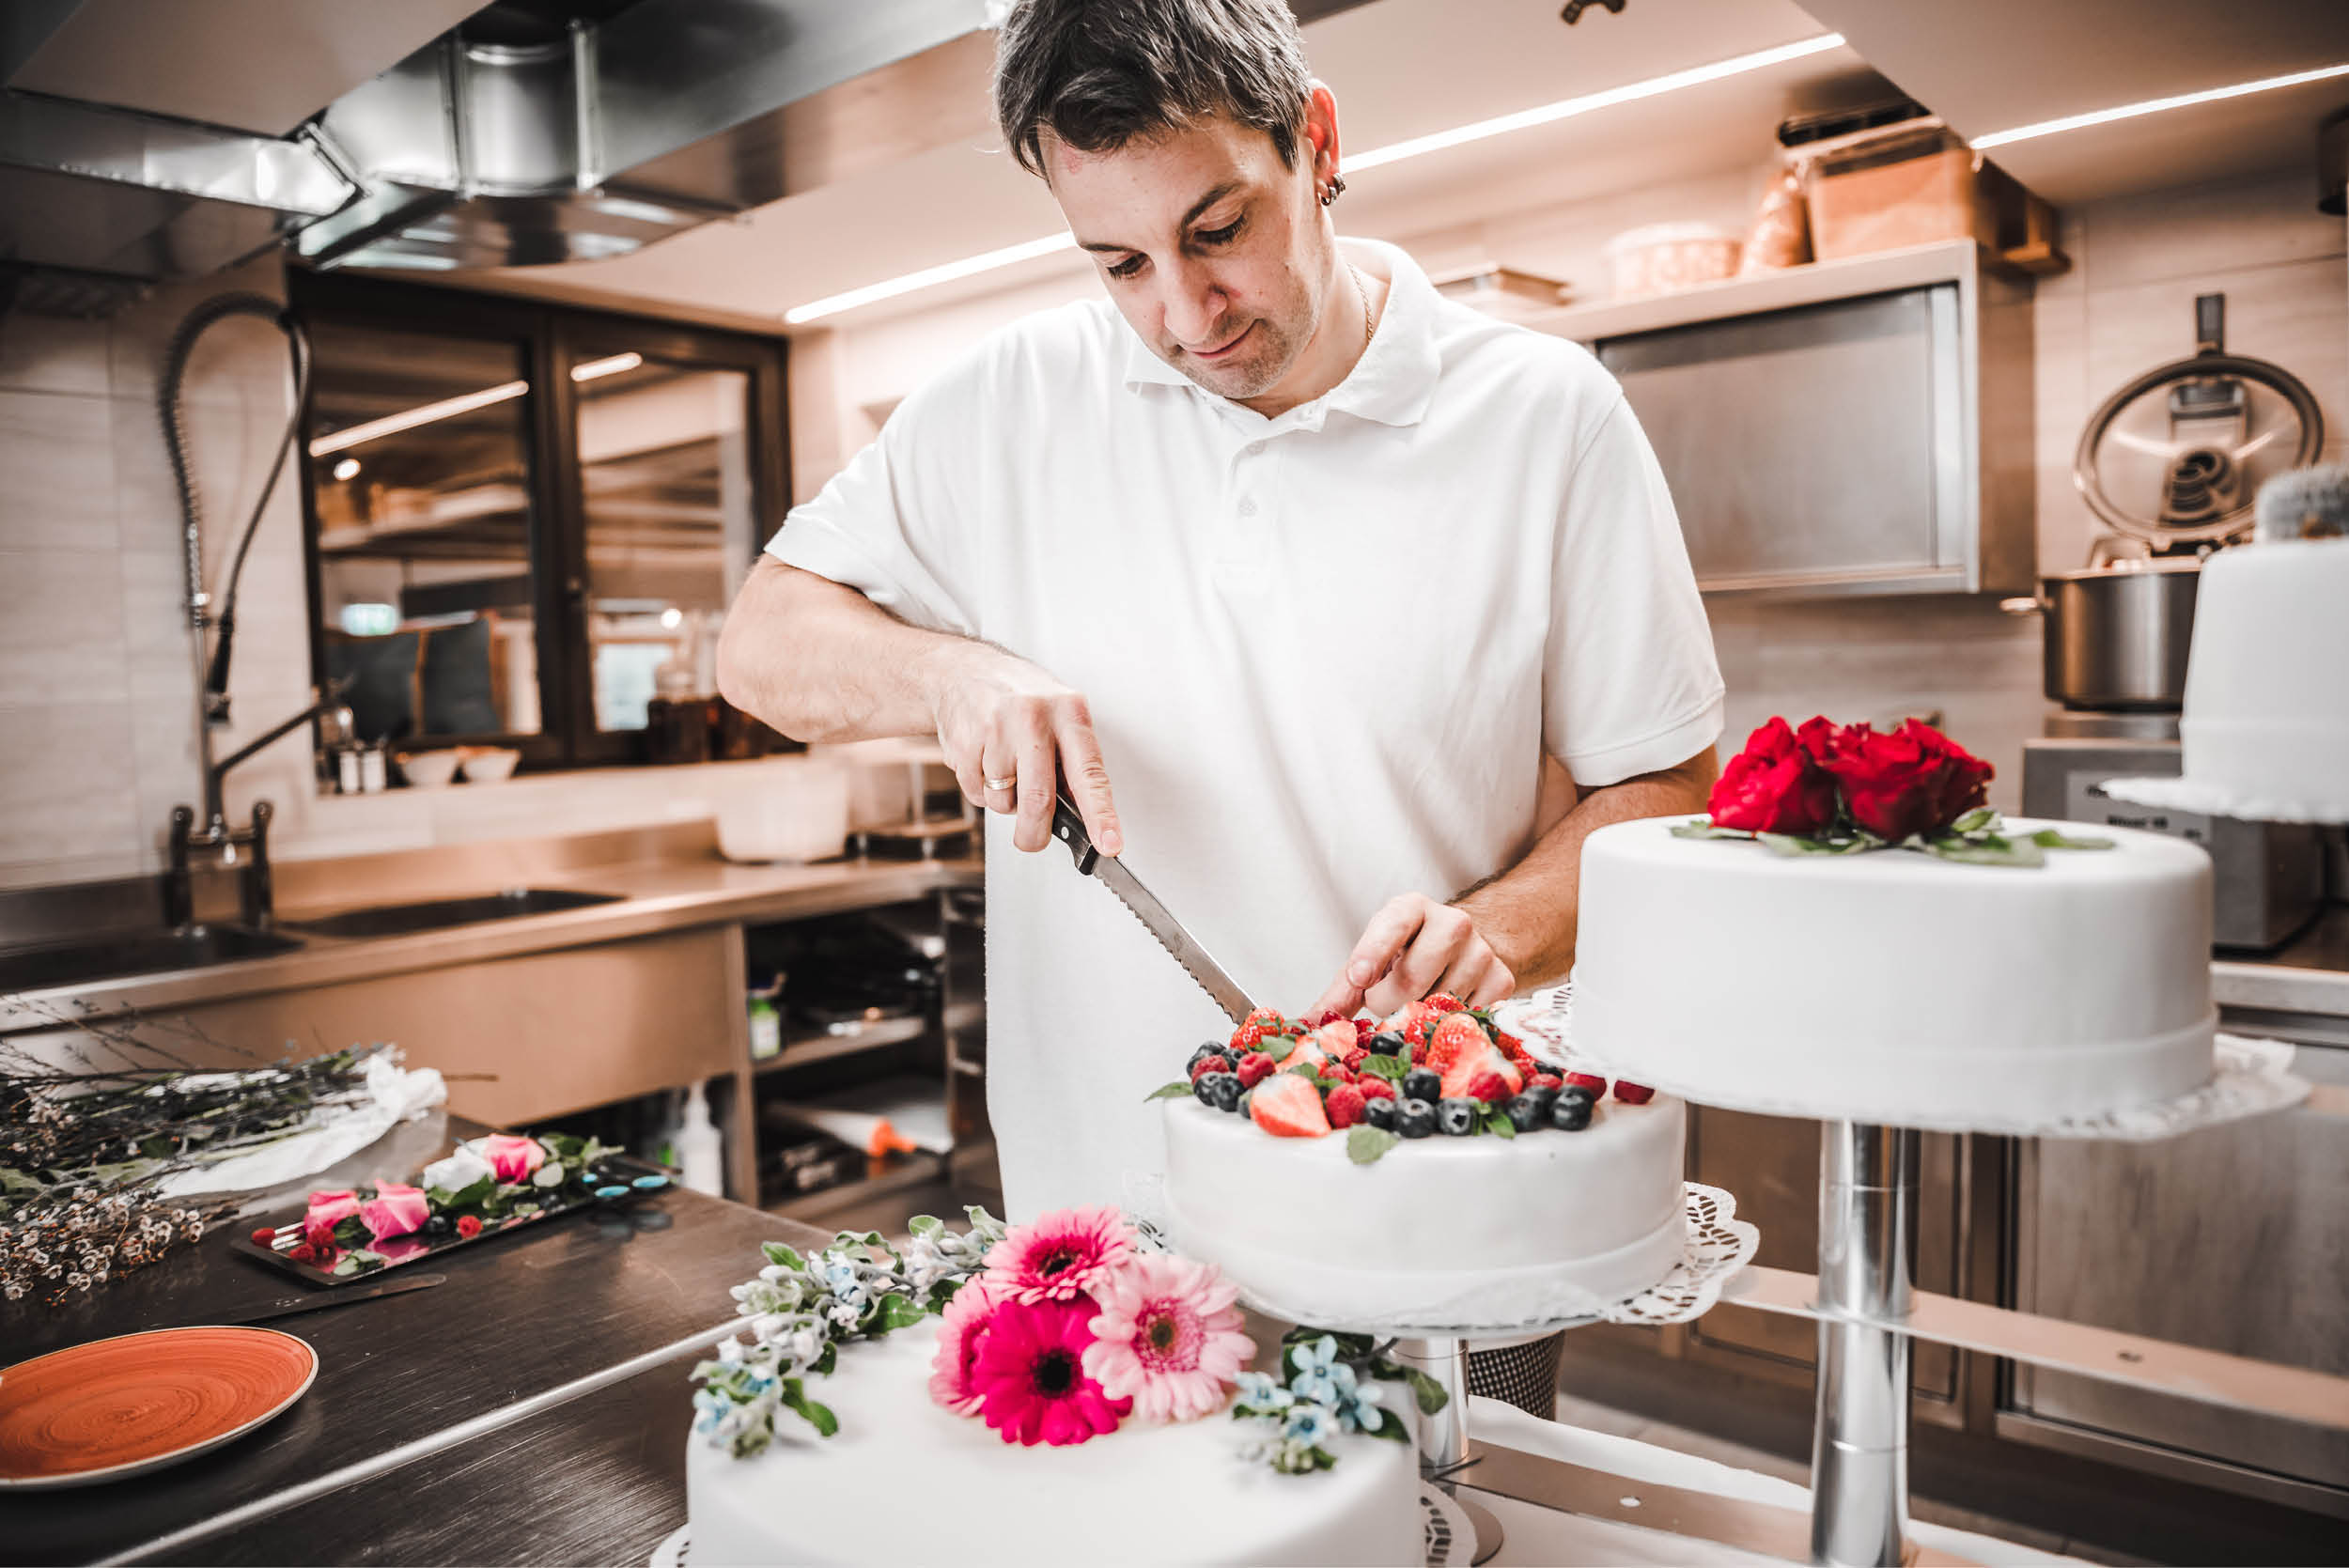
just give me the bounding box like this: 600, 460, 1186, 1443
1570, 815, 2217, 1125
2173, 538, 2349, 822
1160, 1094, 1687, 1330
685, 1331, 1421, 1567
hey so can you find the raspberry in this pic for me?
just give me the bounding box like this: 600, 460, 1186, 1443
1235, 1051, 1276, 1088
1339, 1046, 1368, 1072
1325, 1083, 1367, 1129
1190, 1053, 1233, 1083
1612, 1080, 1657, 1105
1425, 993, 1466, 1014
288, 1242, 317, 1264
1357, 1076, 1397, 1101
1462, 1068, 1509, 1104
250, 1227, 277, 1246
1564, 1071, 1609, 1094
457, 1215, 483, 1238
1531, 1072, 1563, 1091
1352, 1017, 1379, 1045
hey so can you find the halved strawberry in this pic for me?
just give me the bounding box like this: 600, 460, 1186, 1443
1612, 1080, 1657, 1105
1313, 1018, 1359, 1060
1439, 1043, 1523, 1101
1250, 1072, 1332, 1138
1564, 1070, 1609, 1094
1422, 1012, 1490, 1075
1276, 1038, 1329, 1073
1425, 993, 1466, 1015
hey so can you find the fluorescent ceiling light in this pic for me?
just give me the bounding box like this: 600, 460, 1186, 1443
571, 351, 644, 382
331, 457, 361, 481
779, 34, 1843, 325
308, 380, 527, 458
1971, 61, 2349, 148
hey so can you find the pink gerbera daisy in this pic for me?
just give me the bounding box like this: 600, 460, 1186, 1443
971, 1298, 1130, 1447
1080, 1253, 1253, 1422
983, 1204, 1133, 1303
928, 1276, 1005, 1415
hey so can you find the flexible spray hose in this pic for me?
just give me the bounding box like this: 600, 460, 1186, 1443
156, 292, 313, 722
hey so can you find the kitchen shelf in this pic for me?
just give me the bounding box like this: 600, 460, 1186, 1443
752, 1013, 927, 1075
941, 999, 984, 1032
766, 1148, 950, 1222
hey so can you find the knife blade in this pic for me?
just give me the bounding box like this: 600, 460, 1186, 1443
1050, 791, 1259, 1024
225, 1272, 449, 1326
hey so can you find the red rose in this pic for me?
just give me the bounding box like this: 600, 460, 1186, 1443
1707, 718, 1838, 834
1820, 720, 1993, 840
456, 1215, 483, 1239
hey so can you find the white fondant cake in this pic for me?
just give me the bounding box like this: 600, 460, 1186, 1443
685, 1332, 1421, 1567
2174, 538, 2349, 821
1161, 1094, 1687, 1328
1570, 815, 2217, 1124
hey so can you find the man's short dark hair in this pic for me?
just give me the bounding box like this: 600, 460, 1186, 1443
993, 0, 1313, 179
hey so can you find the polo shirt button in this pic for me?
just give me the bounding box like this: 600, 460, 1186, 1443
1237, 497, 1258, 518
1244, 441, 1266, 456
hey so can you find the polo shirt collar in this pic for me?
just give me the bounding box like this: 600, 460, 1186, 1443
1119, 238, 1442, 428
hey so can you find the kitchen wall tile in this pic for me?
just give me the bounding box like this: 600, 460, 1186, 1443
0, 851, 146, 893
0, 314, 111, 397
0, 389, 117, 551
0, 548, 129, 707
104, 257, 289, 411
0, 700, 141, 870
2080, 171, 2344, 292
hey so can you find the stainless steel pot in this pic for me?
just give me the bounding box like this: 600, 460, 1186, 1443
2039, 557, 2201, 711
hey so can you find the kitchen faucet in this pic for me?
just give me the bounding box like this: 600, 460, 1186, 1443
163, 686, 351, 931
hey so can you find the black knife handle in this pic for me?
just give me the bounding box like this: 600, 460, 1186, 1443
1050, 791, 1099, 875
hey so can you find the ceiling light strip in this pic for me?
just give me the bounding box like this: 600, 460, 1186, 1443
571, 351, 645, 382
307, 380, 528, 458
1971, 61, 2349, 149
779, 34, 1844, 326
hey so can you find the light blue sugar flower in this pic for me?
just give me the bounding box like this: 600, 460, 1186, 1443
1233, 1371, 1293, 1411
1286, 1336, 1343, 1378
1283, 1404, 1336, 1448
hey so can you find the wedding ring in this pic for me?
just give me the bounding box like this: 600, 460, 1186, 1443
984, 775, 1016, 792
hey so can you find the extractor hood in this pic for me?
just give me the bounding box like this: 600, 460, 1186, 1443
0, 0, 1002, 298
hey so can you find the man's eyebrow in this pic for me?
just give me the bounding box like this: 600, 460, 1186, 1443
1075, 181, 1244, 254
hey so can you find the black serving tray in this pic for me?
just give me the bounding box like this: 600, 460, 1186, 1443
229, 1153, 677, 1287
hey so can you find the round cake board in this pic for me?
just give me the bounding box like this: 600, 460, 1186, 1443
1500, 993, 2310, 1141
2100, 772, 2349, 827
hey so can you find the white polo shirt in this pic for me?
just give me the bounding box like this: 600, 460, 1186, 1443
768, 240, 1722, 1219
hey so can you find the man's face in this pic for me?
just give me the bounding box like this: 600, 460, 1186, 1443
1048, 115, 1332, 404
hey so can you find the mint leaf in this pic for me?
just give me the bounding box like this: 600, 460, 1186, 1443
2031, 827, 2114, 851
1670, 819, 1752, 841
1357, 1053, 1408, 1082
761, 1241, 804, 1271
1924, 832, 2044, 868
1143, 1080, 1194, 1102
872, 1293, 927, 1332
1483, 1108, 1517, 1139
1346, 1126, 1400, 1165
1284, 1062, 1320, 1079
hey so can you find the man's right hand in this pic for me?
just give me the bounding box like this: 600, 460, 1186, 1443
922, 642, 1122, 856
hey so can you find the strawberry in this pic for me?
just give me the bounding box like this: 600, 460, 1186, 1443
1276, 1038, 1329, 1073
1242, 1006, 1283, 1029
1250, 1072, 1332, 1138
1422, 1013, 1489, 1075
1325, 1083, 1368, 1129
1313, 1018, 1359, 1059
1230, 1022, 1267, 1053
1190, 1053, 1232, 1083
1235, 1050, 1277, 1089
1439, 1043, 1521, 1101
1462, 1068, 1509, 1103
1497, 1031, 1525, 1053
1425, 993, 1466, 1014
1357, 1076, 1397, 1101
1530, 1072, 1563, 1092
1564, 1070, 1609, 1094
1612, 1080, 1657, 1105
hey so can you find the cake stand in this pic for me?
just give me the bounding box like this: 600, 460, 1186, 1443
1233, 1181, 1761, 1567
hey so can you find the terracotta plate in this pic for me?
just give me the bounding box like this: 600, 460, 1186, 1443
0, 1326, 318, 1489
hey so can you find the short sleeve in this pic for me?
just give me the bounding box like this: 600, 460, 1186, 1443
763, 358, 983, 639
1543, 395, 1725, 785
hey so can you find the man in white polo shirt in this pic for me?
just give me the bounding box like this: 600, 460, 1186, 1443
717, 0, 1721, 1219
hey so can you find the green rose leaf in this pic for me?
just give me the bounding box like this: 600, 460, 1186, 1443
873, 1293, 928, 1332
1346, 1126, 1400, 1165
1405, 1366, 1451, 1416
780, 1377, 839, 1438
1923, 831, 2045, 868
761, 1241, 805, 1272
2031, 827, 2115, 851
810, 1342, 838, 1377
1757, 831, 1878, 857
1669, 819, 1753, 841
1143, 1080, 1194, 1102
1363, 1406, 1409, 1442
1356, 1053, 1408, 1082
1951, 807, 2000, 834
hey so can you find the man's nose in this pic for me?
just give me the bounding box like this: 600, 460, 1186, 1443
1161, 260, 1227, 346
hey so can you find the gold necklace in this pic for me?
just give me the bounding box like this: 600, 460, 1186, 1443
1347, 261, 1375, 349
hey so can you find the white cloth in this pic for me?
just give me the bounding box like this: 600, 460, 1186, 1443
768, 240, 1722, 1218
156, 1054, 447, 1197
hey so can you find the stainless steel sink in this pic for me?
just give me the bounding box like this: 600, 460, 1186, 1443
0, 924, 304, 993
284, 887, 623, 939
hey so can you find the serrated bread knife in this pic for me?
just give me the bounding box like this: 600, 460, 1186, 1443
1050, 791, 1259, 1024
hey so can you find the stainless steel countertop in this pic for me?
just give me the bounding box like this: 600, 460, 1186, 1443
2212, 903, 2349, 1019
0, 850, 981, 1032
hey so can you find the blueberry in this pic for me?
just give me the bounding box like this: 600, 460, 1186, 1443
1556, 1084, 1595, 1112
1395, 1098, 1438, 1139
1192, 1073, 1220, 1106
1504, 1094, 1547, 1133
422, 1213, 453, 1236
1205, 1071, 1245, 1112
1550, 1094, 1593, 1132
1370, 1030, 1408, 1057
1402, 1069, 1442, 1103
1437, 1097, 1479, 1136
1237, 1090, 1253, 1119
1522, 1084, 1561, 1119
1188, 1041, 1229, 1071
1362, 1095, 1397, 1130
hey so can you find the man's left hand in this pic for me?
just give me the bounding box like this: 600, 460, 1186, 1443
1308, 893, 1515, 1022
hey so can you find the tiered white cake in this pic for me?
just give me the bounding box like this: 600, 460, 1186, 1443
1570, 816, 2217, 1125
684, 1333, 1421, 1566
2172, 537, 2349, 821
1161, 1090, 1687, 1327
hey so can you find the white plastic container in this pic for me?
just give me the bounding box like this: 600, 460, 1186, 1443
1605, 223, 1742, 301
676, 1079, 724, 1197
714, 758, 852, 863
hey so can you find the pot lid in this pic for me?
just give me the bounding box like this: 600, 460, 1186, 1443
2074, 294, 2325, 550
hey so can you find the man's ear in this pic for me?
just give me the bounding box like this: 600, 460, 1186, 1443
1302, 82, 1341, 174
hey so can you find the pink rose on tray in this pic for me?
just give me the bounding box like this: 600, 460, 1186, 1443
971, 1297, 1129, 1447
303, 1188, 360, 1250
983, 1204, 1132, 1304
475, 1133, 549, 1184
1081, 1252, 1252, 1423
358, 1182, 429, 1243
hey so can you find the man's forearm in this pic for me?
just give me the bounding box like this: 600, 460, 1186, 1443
715, 559, 964, 743
1455, 749, 1719, 991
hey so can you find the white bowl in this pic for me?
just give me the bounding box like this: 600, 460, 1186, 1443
715, 760, 851, 863
459, 746, 521, 784
397, 749, 461, 788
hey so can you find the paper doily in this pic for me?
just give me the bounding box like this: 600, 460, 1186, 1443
2097, 771, 2349, 827
648, 1524, 689, 1568
1498, 988, 2311, 1141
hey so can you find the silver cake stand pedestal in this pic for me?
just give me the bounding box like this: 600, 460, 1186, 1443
1811, 1121, 1918, 1568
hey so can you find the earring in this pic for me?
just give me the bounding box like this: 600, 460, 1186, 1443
1319, 174, 1346, 207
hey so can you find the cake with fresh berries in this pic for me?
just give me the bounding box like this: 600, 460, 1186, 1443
1159, 1000, 1687, 1328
